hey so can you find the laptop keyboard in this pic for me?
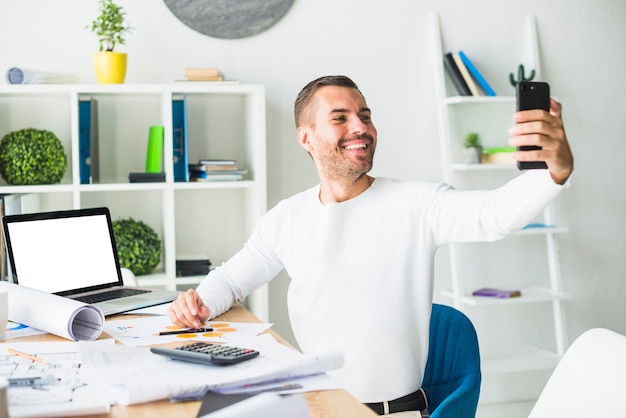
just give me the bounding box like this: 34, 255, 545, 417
74, 288, 150, 304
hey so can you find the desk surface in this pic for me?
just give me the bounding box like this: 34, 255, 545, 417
9, 303, 376, 418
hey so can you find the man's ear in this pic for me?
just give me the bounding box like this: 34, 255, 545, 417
297, 126, 313, 152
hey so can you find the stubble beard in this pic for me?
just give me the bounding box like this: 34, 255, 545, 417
320, 134, 375, 184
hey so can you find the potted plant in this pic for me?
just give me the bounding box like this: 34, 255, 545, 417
112, 218, 161, 275
88, 0, 132, 84
463, 132, 482, 164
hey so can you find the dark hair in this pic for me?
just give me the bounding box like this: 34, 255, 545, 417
294, 75, 363, 127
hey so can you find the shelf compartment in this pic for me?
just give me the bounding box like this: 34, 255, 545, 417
481, 345, 561, 375
441, 286, 572, 307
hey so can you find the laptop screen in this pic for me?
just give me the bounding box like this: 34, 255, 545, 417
3, 207, 123, 295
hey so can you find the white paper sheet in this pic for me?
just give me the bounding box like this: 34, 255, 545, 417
3, 340, 113, 417
5, 67, 78, 84
104, 315, 272, 346
80, 334, 344, 406
0, 282, 104, 341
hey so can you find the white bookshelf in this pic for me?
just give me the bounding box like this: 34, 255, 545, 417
430, 12, 569, 412
0, 83, 269, 321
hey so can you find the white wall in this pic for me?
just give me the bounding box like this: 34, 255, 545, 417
1, 0, 625, 361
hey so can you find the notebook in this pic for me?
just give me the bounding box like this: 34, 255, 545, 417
2, 207, 181, 316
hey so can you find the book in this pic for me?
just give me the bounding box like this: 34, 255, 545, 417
184, 67, 220, 78
172, 96, 189, 182
189, 163, 239, 172
443, 52, 471, 96
458, 51, 496, 96
190, 170, 247, 182
186, 75, 223, 81
78, 97, 99, 184
452, 52, 480, 96
198, 159, 237, 166
472, 288, 522, 298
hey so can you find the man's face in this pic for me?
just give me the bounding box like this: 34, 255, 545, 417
298, 85, 377, 183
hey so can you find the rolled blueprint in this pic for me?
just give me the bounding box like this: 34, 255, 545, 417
5, 67, 78, 84
0, 281, 104, 341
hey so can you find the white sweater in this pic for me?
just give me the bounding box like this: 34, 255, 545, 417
196, 170, 567, 403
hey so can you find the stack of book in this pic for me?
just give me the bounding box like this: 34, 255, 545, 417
189, 159, 248, 182
183, 67, 223, 81
443, 51, 496, 97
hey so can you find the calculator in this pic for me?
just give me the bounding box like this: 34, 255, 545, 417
150, 342, 260, 365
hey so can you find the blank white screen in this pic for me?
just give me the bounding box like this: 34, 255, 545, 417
6, 214, 120, 293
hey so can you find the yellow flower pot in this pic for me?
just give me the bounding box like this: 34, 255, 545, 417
93, 52, 127, 84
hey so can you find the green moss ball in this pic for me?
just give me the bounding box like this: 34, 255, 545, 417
0, 128, 67, 185
112, 218, 161, 276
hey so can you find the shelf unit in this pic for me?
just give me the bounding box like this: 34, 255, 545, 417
430, 13, 569, 412
0, 83, 269, 321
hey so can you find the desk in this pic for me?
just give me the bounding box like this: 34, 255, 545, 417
9, 303, 377, 418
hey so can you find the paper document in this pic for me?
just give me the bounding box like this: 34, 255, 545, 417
80, 334, 344, 406
5, 67, 78, 84
0, 281, 104, 341
3, 340, 112, 417
104, 315, 272, 346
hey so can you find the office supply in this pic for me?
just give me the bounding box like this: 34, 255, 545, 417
2, 207, 180, 316
472, 287, 522, 298
11, 303, 375, 418
443, 52, 471, 96
0, 281, 104, 341
452, 52, 480, 96
4, 340, 111, 417
155, 327, 213, 336
145, 125, 164, 173
6, 348, 46, 364
78, 97, 99, 184
172, 96, 189, 182
81, 333, 344, 406
5, 67, 78, 84
458, 51, 496, 96
128, 171, 165, 183
105, 315, 272, 347
151, 342, 260, 365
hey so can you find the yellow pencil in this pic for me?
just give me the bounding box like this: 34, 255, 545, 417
5, 347, 46, 364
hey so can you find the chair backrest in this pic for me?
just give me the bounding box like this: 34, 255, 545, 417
529, 328, 626, 417
422, 303, 481, 418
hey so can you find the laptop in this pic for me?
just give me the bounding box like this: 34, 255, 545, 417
2, 207, 181, 316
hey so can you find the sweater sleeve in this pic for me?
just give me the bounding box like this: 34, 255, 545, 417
195, 211, 285, 319
430, 170, 569, 245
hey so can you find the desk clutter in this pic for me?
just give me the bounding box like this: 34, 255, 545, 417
0, 300, 344, 417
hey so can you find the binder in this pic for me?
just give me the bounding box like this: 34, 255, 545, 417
172, 96, 189, 182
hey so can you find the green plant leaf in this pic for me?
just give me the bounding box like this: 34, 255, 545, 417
112, 218, 161, 276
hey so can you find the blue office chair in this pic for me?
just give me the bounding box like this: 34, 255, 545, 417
422, 303, 481, 418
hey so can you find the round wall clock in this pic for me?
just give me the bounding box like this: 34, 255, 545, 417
164, 0, 295, 39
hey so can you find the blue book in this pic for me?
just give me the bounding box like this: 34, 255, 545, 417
78, 98, 99, 184
458, 51, 496, 96
172, 96, 189, 182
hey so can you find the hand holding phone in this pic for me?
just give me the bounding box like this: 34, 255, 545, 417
515, 81, 550, 170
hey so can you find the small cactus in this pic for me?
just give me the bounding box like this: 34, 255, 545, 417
509, 64, 535, 87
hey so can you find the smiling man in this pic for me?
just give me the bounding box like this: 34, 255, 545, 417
169, 75, 574, 417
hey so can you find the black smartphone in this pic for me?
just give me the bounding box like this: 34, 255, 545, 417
516, 81, 550, 170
